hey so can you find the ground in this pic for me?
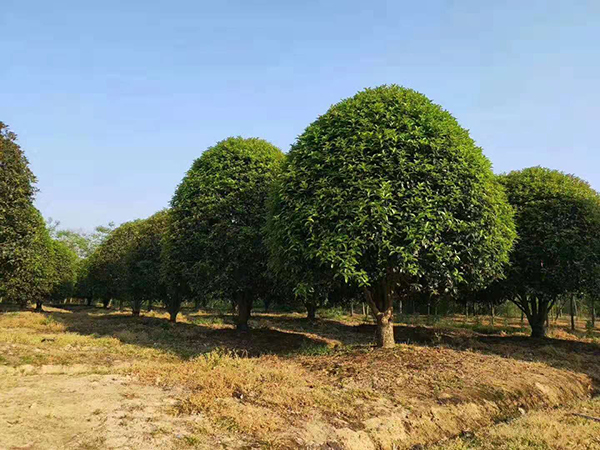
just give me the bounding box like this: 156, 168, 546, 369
0, 305, 598, 449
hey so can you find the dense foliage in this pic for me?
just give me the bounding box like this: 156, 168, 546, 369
166, 137, 284, 329
83, 213, 168, 314
267, 85, 516, 346
0, 123, 58, 307
498, 167, 600, 337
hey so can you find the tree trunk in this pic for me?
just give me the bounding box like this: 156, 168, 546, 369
306, 301, 317, 320
147, 298, 153, 312
527, 298, 549, 338
236, 294, 252, 332
571, 295, 576, 331
167, 290, 182, 323
35, 301, 43, 312
132, 299, 142, 317
102, 299, 110, 309
364, 277, 396, 348
350, 302, 354, 317
375, 313, 394, 348
490, 304, 495, 326
530, 314, 547, 338
86, 297, 92, 307
362, 302, 366, 317
592, 299, 596, 328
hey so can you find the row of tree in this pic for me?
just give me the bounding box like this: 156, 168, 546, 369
3, 86, 600, 347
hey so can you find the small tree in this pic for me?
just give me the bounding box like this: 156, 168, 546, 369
267, 86, 515, 347
168, 137, 284, 330
499, 167, 600, 337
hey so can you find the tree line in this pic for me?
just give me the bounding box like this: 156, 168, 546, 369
2, 86, 599, 346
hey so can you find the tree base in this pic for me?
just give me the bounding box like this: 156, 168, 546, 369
236, 322, 250, 332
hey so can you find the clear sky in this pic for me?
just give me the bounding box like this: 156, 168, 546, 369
2, 0, 599, 231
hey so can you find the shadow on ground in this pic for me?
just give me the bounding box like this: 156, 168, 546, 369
41, 306, 334, 358
36, 305, 600, 393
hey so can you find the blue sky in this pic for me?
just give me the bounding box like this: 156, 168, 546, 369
2, 0, 599, 231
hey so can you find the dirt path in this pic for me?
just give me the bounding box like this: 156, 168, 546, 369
0, 369, 203, 450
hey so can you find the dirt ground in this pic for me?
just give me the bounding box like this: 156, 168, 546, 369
0, 370, 203, 450
0, 306, 599, 449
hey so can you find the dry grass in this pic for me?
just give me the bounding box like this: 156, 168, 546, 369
435, 397, 600, 449
1, 305, 599, 449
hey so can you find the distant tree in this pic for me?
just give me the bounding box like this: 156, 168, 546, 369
267, 86, 516, 347
167, 137, 284, 330
126, 211, 168, 314
499, 167, 600, 337
49, 240, 79, 304
88, 222, 136, 309
48, 218, 115, 259
160, 212, 191, 322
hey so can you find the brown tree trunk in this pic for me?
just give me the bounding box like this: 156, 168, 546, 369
375, 312, 394, 348
102, 299, 110, 309
592, 299, 596, 328
35, 301, 43, 312
236, 294, 252, 332
571, 295, 576, 331
167, 290, 182, 323
527, 298, 549, 338
306, 301, 317, 320
490, 304, 495, 326
147, 298, 153, 312
530, 315, 547, 338
364, 277, 396, 348
350, 302, 354, 317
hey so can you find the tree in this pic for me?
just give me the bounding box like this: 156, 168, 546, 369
0, 122, 37, 303
167, 137, 284, 330
499, 167, 600, 337
126, 211, 168, 314
49, 240, 79, 304
48, 218, 115, 259
267, 85, 516, 347
160, 212, 191, 322
0, 122, 57, 309
88, 222, 136, 310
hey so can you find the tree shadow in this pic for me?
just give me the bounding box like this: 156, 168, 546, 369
44, 307, 335, 359
37, 306, 600, 393
355, 323, 600, 392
